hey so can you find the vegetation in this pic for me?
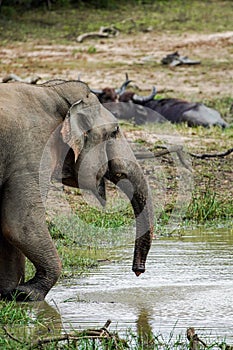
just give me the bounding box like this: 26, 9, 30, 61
0, 0, 232, 348
0, 299, 230, 350
1, 0, 233, 43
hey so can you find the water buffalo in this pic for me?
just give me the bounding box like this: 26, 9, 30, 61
92, 82, 166, 125
87, 75, 229, 128
146, 98, 228, 127
118, 91, 229, 128
90, 75, 132, 104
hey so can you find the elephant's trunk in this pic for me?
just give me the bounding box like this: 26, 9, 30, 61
106, 137, 154, 275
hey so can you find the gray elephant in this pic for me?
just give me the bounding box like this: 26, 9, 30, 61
0, 80, 154, 301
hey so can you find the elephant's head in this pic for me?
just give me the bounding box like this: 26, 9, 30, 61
61, 95, 118, 204
60, 93, 154, 275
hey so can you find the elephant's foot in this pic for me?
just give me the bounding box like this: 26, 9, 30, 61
2, 285, 45, 302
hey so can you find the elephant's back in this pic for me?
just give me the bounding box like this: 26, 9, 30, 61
0, 82, 59, 134
0, 83, 61, 178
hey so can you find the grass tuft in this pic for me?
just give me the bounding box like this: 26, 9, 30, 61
186, 188, 232, 223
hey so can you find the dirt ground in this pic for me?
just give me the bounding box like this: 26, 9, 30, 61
0, 31, 232, 221
0, 31, 233, 99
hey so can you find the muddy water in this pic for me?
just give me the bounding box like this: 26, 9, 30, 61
47, 226, 233, 343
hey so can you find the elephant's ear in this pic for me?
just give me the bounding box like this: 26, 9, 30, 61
61, 99, 91, 162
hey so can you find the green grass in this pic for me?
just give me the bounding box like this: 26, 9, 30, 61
0, 1, 233, 44
133, 117, 233, 230
186, 187, 233, 223
0, 301, 33, 325
0, 304, 230, 350
73, 202, 133, 229
0, 301, 230, 350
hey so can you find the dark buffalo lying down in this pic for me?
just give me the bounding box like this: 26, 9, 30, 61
117, 91, 228, 128
136, 98, 228, 127
92, 81, 228, 127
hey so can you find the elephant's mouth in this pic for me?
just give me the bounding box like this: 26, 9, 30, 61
74, 155, 108, 206
93, 177, 106, 206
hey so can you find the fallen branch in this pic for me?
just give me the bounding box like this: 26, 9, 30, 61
189, 147, 233, 159
135, 145, 183, 158
77, 25, 119, 43
2, 73, 40, 84
135, 145, 192, 171
153, 145, 233, 159
135, 145, 233, 164
3, 319, 126, 348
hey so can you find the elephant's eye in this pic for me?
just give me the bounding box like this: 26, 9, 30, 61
83, 130, 90, 143
111, 125, 119, 138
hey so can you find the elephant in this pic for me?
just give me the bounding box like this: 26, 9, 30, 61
0, 80, 154, 301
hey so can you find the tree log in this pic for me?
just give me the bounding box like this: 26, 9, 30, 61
77, 26, 119, 43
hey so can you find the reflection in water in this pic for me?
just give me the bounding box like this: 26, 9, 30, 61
46, 227, 233, 343
33, 300, 63, 334
136, 307, 154, 346
5, 301, 62, 342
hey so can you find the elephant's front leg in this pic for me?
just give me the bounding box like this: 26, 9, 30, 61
1, 176, 62, 301
0, 228, 25, 296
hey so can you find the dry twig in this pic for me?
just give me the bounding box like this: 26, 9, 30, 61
3, 325, 24, 344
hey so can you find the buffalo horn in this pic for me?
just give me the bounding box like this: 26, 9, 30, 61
90, 88, 104, 95
132, 86, 157, 103
115, 73, 132, 95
